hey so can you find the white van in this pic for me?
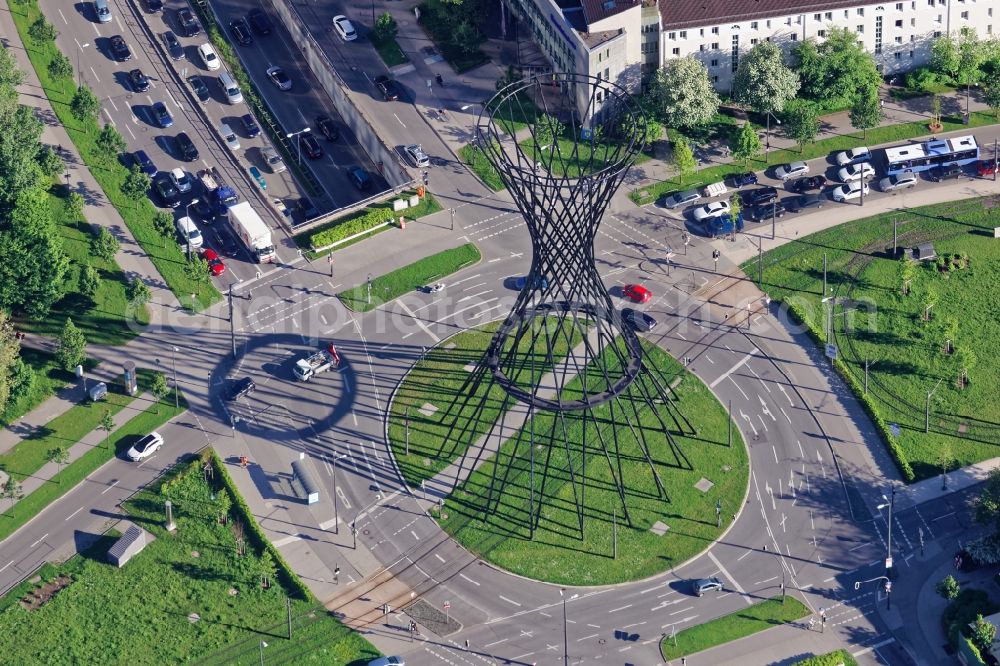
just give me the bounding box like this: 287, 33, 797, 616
175, 216, 203, 249
219, 72, 243, 104
262, 146, 286, 173
95, 0, 112, 23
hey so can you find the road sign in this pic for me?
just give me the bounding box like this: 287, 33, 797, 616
580, 128, 593, 140
825, 343, 838, 359
885, 557, 893, 569
443, 600, 450, 610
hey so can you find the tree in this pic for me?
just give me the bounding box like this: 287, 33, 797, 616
0, 187, 70, 317
670, 137, 697, 184
849, 85, 883, 140
91, 227, 119, 262
732, 41, 800, 114
47, 51, 73, 80
95, 123, 127, 159
78, 263, 99, 299
126, 277, 151, 307
150, 371, 168, 410
185, 256, 210, 284
66, 192, 85, 220
99, 409, 114, 449
37, 145, 64, 179
984, 70, 1000, 118
372, 12, 398, 44
898, 256, 916, 295
922, 286, 938, 321
450, 19, 480, 57
971, 615, 997, 654
151, 211, 174, 241
8, 358, 35, 406
46, 446, 70, 481
935, 575, 960, 601
931, 34, 960, 79
942, 317, 959, 354
958, 28, 986, 91
730, 122, 762, 166
56, 318, 86, 371
259, 550, 276, 589
954, 345, 976, 387
2, 476, 24, 516
533, 113, 564, 149
728, 191, 742, 221
783, 102, 820, 151
645, 57, 720, 130
28, 16, 57, 44
120, 164, 151, 204
931, 93, 943, 128
0, 311, 20, 416
791, 28, 882, 104
69, 85, 100, 123
974, 467, 1000, 533
939, 440, 955, 483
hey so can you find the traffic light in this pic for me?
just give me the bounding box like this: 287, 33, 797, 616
712, 250, 721, 260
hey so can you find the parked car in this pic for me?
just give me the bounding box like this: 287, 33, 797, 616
749, 201, 786, 221
374, 75, 401, 101
315, 115, 339, 141
202, 248, 226, 276
175, 132, 199, 161
126, 431, 163, 461
151, 101, 173, 128
787, 175, 826, 192
367, 658, 404, 666
133, 150, 156, 176
128, 68, 150, 92
930, 165, 964, 182
241, 114, 260, 138
262, 146, 286, 174
350, 167, 372, 190
775, 161, 810, 181
977, 159, 998, 177
247, 8, 273, 35
831, 181, 870, 202
226, 376, 256, 400
229, 18, 252, 46
404, 144, 430, 168
835, 146, 872, 166
220, 123, 240, 151
662, 188, 700, 209
300, 133, 322, 159
266, 66, 292, 91
177, 8, 200, 36
163, 31, 184, 60
879, 171, 918, 193
109, 35, 132, 61
693, 200, 730, 222
170, 167, 193, 193
622, 308, 656, 332
89, 382, 108, 401
622, 284, 652, 303
198, 43, 220, 70
144, 0, 162, 12
708, 212, 744, 237
788, 192, 826, 212
837, 162, 876, 183
731, 172, 758, 187
332, 15, 357, 41
153, 173, 180, 207
693, 577, 723, 597
740, 186, 778, 207
187, 74, 209, 102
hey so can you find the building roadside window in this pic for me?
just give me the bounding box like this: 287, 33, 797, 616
818, 29, 826, 37
711, 41, 719, 49
896, 19, 903, 26
668, 31, 676, 39
857, 24, 864, 32
825, 11, 833, 19
790, 33, 798, 40
680, 30, 687, 38
711, 58, 719, 66
751, 37, 758, 44
961, 10, 968, 18
672, 47, 680, 55
750, 21, 758, 29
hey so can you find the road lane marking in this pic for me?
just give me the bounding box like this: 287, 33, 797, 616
0, 561, 13, 573
728, 376, 749, 400
434, 554, 445, 563
100, 480, 119, 495
29, 534, 49, 549
272, 534, 303, 547
499, 595, 522, 607
710, 350, 757, 388
484, 638, 509, 647
852, 638, 895, 657
318, 518, 338, 530
65, 507, 85, 521
459, 573, 479, 586
608, 604, 632, 613
396, 299, 441, 343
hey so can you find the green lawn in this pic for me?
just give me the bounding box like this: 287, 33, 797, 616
661, 597, 810, 660
373, 37, 409, 67
338, 243, 481, 312
400, 339, 748, 585
792, 650, 860, 666
459, 143, 505, 191
8, 0, 220, 310
745, 197, 1000, 481
0, 349, 95, 431
630, 110, 1000, 205
15, 193, 149, 344
0, 455, 379, 664
417, 1, 489, 73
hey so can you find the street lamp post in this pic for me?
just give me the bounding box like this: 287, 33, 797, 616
171, 345, 179, 408
285, 127, 311, 163
559, 588, 578, 666
367, 273, 373, 305
877, 486, 896, 579
184, 199, 199, 261
76, 42, 90, 88
926, 377, 944, 433
765, 112, 781, 163
762, 544, 785, 602
259, 640, 268, 666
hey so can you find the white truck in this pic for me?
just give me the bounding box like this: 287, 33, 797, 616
228, 201, 276, 263
294, 349, 338, 381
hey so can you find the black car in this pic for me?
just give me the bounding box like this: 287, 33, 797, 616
316, 115, 339, 141
241, 114, 260, 138
177, 8, 200, 37
731, 172, 758, 187
300, 133, 322, 160
226, 376, 255, 400
788, 175, 827, 192
740, 186, 778, 207
187, 75, 209, 102
350, 167, 371, 190
931, 165, 964, 182
163, 31, 184, 60
192, 198, 214, 222
749, 201, 787, 221
109, 35, 132, 61
229, 18, 253, 46
175, 132, 199, 161
298, 197, 319, 219
788, 192, 826, 212
145, 0, 163, 12
374, 75, 401, 101
153, 173, 181, 208
247, 8, 273, 36
128, 68, 150, 92
622, 308, 657, 332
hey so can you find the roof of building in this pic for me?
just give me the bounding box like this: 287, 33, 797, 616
579, 27, 625, 48
581, 0, 640, 25
659, 0, 872, 31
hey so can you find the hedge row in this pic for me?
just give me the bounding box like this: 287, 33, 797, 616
308, 206, 396, 249
208, 450, 312, 601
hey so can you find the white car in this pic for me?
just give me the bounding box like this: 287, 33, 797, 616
266, 66, 292, 91
126, 431, 164, 461
220, 123, 240, 151
837, 162, 876, 183
198, 43, 220, 70
692, 200, 730, 222
170, 167, 192, 193
367, 658, 404, 666
835, 146, 872, 166
775, 161, 810, 181
879, 171, 918, 193
332, 15, 357, 41
404, 144, 429, 168
832, 181, 870, 202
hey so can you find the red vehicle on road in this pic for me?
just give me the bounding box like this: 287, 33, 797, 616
202, 248, 226, 276
623, 284, 651, 304
977, 159, 998, 177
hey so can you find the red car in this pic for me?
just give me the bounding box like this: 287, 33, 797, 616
203, 248, 226, 276
977, 159, 998, 177
623, 284, 651, 303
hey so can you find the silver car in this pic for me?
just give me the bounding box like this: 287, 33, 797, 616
692, 200, 730, 222
694, 577, 723, 596
662, 188, 701, 210
775, 161, 810, 181
879, 171, 918, 193
837, 162, 876, 183
404, 144, 430, 168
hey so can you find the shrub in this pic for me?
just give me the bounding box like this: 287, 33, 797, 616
308, 206, 396, 249
942, 589, 999, 650
47, 51, 72, 79
28, 16, 56, 43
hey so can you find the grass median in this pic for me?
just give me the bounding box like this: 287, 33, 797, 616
661, 597, 810, 660
338, 243, 481, 312
373, 37, 409, 67
459, 144, 505, 191
792, 650, 860, 666
0, 350, 97, 431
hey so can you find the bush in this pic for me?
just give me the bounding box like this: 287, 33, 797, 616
46, 51, 72, 79
28, 16, 56, 43
942, 589, 999, 650
307, 206, 395, 249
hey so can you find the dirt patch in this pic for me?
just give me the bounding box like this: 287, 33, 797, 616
20, 575, 73, 611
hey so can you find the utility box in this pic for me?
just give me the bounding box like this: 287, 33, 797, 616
107, 525, 148, 568
393, 198, 408, 211
291, 459, 320, 505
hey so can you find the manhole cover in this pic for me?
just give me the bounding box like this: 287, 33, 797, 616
650, 521, 670, 536
419, 403, 438, 417
694, 477, 714, 493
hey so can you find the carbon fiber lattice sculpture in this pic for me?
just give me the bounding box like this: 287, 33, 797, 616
432, 74, 694, 538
